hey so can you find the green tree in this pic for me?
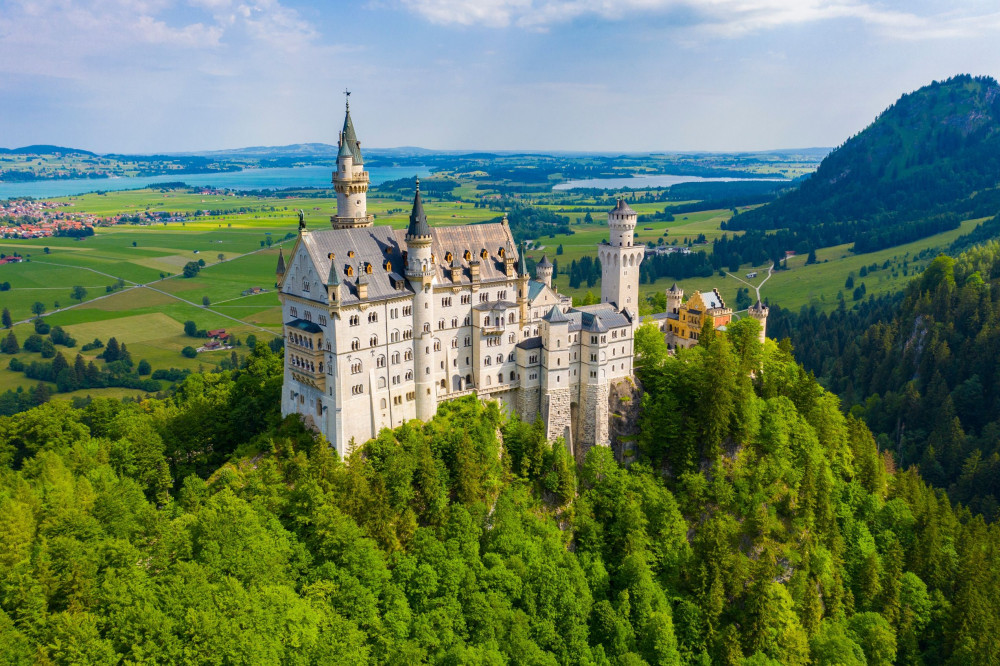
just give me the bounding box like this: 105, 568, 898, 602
182, 346, 197, 358
1, 307, 11, 329
1, 331, 18, 354
70, 285, 87, 301
183, 262, 201, 278
184, 320, 197, 337
31, 301, 45, 316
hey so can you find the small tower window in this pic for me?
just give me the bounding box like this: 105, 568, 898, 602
366, 263, 373, 274
498, 247, 505, 258
346, 266, 354, 277
348, 250, 355, 258
480, 249, 488, 259
445, 251, 453, 263
464, 250, 472, 261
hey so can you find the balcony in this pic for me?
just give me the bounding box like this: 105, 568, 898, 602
291, 366, 326, 392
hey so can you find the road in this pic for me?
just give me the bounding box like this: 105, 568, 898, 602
725, 263, 774, 312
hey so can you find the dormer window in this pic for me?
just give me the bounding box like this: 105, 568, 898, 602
346, 266, 354, 277
464, 250, 472, 261
498, 247, 505, 258
480, 249, 488, 259
365, 263, 373, 274
348, 250, 355, 258
445, 251, 453, 263
384, 260, 392, 272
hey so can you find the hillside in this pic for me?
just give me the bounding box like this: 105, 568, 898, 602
1, 325, 999, 663
725, 75, 1000, 260
770, 239, 1000, 520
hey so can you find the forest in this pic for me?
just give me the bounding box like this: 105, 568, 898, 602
769, 241, 1000, 524
1, 317, 998, 663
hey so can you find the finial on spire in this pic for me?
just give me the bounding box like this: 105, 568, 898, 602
415, 176, 420, 193
344, 89, 351, 110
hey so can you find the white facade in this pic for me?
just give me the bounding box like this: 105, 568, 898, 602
278, 103, 646, 457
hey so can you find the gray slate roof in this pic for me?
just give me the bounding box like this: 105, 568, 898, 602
536, 254, 552, 268
542, 305, 569, 324
700, 289, 725, 310
611, 198, 637, 216
299, 226, 411, 305
286, 318, 323, 333
341, 105, 363, 164
569, 304, 633, 332
394, 221, 517, 286
406, 181, 431, 238
473, 301, 517, 312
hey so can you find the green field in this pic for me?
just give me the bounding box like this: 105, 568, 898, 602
0, 179, 969, 399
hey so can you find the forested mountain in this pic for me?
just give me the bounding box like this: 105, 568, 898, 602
720, 75, 1000, 265
1, 324, 998, 663
770, 240, 1000, 521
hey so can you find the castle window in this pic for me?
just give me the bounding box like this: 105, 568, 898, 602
368, 312, 378, 323
391, 330, 400, 342
384, 260, 392, 272
445, 252, 453, 263
392, 352, 400, 364
464, 316, 471, 326
508, 313, 514, 324
485, 357, 491, 366
351, 339, 361, 351
464, 250, 472, 261
464, 337, 471, 346
290, 307, 298, 317
346, 266, 354, 277
394, 396, 402, 405
442, 297, 452, 307
348, 250, 355, 258
496, 354, 503, 364
391, 308, 398, 319
392, 375, 400, 385
452, 318, 458, 327
405, 370, 413, 380
350, 315, 360, 326
479, 293, 489, 303
319, 315, 327, 326
366, 263, 373, 274
302, 280, 310, 292
377, 355, 386, 368
434, 340, 441, 352
405, 350, 412, 361
499, 290, 507, 300
352, 384, 364, 395
508, 334, 514, 343
529, 355, 538, 364
498, 247, 505, 258
378, 377, 386, 389
381, 398, 387, 409
461, 295, 471, 305
304, 311, 312, 322
370, 335, 378, 346
451, 339, 458, 348
509, 371, 515, 381
404, 329, 412, 340
351, 361, 362, 374
498, 373, 503, 384
480, 249, 488, 259
438, 319, 445, 330
403, 306, 412, 316
423, 323, 430, 333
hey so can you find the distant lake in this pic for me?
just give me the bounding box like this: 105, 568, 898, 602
0, 165, 431, 200
553, 174, 786, 190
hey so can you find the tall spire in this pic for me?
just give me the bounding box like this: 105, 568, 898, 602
340, 90, 363, 165
406, 177, 431, 238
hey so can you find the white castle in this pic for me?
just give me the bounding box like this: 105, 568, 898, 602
277, 100, 766, 456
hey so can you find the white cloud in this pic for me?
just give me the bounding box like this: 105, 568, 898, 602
399, 0, 1000, 39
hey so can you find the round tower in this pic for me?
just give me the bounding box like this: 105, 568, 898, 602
535, 254, 553, 288
598, 198, 644, 315
331, 93, 373, 229
748, 300, 769, 344
666, 283, 683, 314
405, 178, 437, 422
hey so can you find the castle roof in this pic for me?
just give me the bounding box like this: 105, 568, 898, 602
341, 101, 363, 164
611, 198, 636, 216
474, 300, 517, 312
700, 288, 726, 310
537, 254, 552, 269
276, 248, 286, 275
569, 303, 632, 332
406, 179, 431, 238
327, 258, 340, 286
667, 282, 680, 293
394, 221, 517, 286
527, 280, 547, 301
543, 305, 569, 324
286, 318, 322, 334
516, 241, 530, 276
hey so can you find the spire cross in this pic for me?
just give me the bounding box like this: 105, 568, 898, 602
344, 89, 351, 109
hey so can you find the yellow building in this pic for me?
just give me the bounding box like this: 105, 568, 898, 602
655, 285, 733, 349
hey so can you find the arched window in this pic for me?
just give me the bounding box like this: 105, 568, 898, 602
404, 350, 412, 361
391, 329, 400, 342
392, 352, 400, 364
509, 371, 515, 381
377, 377, 386, 389
377, 355, 386, 368
346, 265, 354, 277
508, 313, 515, 323
497, 373, 503, 384
434, 340, 441, 352
370, 335, 378, 346
496, 354, 503, 364
508, 334, 515, 344
381, 398, 387, 409
405, 370, 413, 380
485, 356, 492, 366
351, 339, 360, 351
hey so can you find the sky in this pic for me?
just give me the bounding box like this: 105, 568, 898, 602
1, 0, 999, 153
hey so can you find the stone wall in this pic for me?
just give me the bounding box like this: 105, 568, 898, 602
608, 376, 643, 464
543, 387, 572, 446
517, 385, 541, 424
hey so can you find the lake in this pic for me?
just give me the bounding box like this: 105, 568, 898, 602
552, 174, 786, 190
0, 165, 431, 200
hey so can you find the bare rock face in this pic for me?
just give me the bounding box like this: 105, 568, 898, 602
608, 376, 643, 465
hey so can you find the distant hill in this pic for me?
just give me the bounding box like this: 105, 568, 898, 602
728, 74, 1000, 254
0, 145, 97, 156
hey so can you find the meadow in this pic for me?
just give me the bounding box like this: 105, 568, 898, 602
0, 178, 952, 399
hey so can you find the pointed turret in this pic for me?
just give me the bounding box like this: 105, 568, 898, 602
276, 248, 286, 276
406, 178, 432, 239
516, 241, 530, 277
536, 253, 553, 288
340, 95, 363, 164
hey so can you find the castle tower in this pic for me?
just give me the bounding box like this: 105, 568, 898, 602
666, 283, 683, 314
275, 248, 286, 286
516, 241, 531, 324
597, 198, 644, 317
331, 93, 373, 230
536, 254, 553, 288
748, 300, 769, 344
405, 178, 437, 422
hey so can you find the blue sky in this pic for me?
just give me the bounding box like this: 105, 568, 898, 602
1, 0, 998, 153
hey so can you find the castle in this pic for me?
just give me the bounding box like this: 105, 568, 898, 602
277, 100, 767, 456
